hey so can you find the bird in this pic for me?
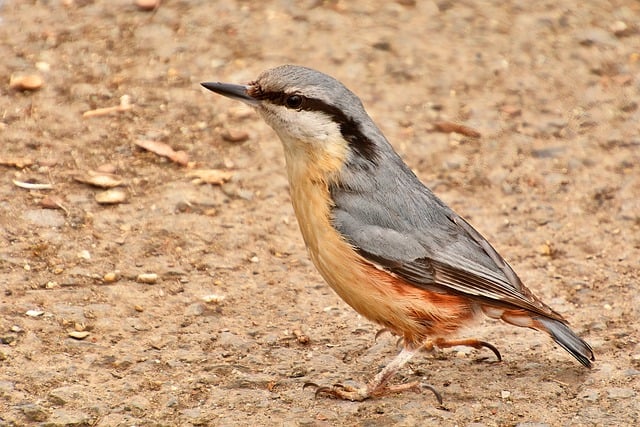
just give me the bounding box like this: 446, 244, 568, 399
201, 65, 594, 403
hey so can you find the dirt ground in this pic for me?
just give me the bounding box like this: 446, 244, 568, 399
1, 0, 639, 425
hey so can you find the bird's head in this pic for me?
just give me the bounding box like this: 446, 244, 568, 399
202, 65, 380, 170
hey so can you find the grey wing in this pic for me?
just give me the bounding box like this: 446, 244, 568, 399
330, 179, 562, 320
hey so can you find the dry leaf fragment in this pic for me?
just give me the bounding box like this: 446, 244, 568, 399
135, 139, 189, 166
73, 171, 124, 188
432, 121, 482, 138
41, 195, 68, 213
187, 169, 234, 185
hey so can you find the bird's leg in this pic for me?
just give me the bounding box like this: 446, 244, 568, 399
307, 346, 442, 403
430, 337, 502, 362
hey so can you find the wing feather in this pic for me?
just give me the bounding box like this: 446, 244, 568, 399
330, 163, 563, 321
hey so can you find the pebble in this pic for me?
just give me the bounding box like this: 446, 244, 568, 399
221, 129, 250, 143
580, 389, 599, 402
126, 395, 151, 416
95, 188, 127, 204
20, 403, 49, 422
181, 408, 202, 421
46, 409, 90, 426
26, 310, 45, 317
184, 302, 205, 316
49, 385, 85, 405
607, 387, 636, 399
202, 294, 225, 303
610, 20, 631, 37
9, 74, 44, 91
136, 273, 158, 284
135, 0, 159, 11
68, 331, 90, 340
0, 380, 15, 394
103, 271, 119, 283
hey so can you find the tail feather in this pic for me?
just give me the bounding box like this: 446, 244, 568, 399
536, 317, 594, 368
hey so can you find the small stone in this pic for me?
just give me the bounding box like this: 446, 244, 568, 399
580, 389, 599, 402
607, 387, 636, 399
95, 188, 127, 204
68, 331, 90, 340
46, 409, 90, 426
49, 385, 84, 405
610, 20, 632, 37
10, 325, 23, 333
35, 61, 50, 72
9, 74, 44, 91
77, 250, 91, 260
182, 407, 203, 423
249, 256, 259, 263
202, 294, 225, 303
26, 310, 45, 317
103, 271, 119, 283
0, 335, 15, 344
136, 273, 158, 284
501, 390, 511, 399
184, 302, 205, 316
45, 281, 59, 289
20, 403, 49, 422
0, 380, 15, 394
221, 129, 250, 143
135, 0, 159, 11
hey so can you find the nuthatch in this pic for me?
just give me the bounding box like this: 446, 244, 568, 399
202, 65, 594, 402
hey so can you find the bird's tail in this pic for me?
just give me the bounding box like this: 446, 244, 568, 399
535, 316, 595, 368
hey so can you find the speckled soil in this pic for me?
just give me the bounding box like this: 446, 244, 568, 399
1, 1, 639, 426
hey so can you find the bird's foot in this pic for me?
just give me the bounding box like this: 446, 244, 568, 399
304, 381, 442, 404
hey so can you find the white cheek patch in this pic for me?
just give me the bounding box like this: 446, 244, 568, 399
260, 106, 342, 144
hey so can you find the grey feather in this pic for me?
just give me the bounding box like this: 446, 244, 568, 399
331, 138, 560, 318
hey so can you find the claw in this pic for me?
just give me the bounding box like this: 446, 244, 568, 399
302, 382, 319, 390
421, 383, 443, 405
315, 386, 334, 398
478, 340, 502, 362
374, 328, 391, 342
395, 337, 404, 349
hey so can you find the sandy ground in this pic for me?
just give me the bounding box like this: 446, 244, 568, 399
1, 0, 639, 425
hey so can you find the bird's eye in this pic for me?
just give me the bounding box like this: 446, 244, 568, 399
284, 94, 303, 109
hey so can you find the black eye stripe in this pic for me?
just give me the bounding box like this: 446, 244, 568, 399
250, 89, 378, 163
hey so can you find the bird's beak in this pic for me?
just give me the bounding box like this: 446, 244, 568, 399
200, 82, 258, 106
